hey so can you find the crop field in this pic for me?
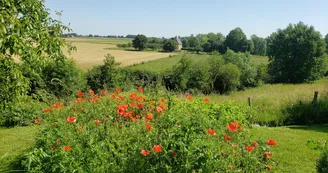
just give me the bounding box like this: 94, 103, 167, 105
64, 37, 176, 70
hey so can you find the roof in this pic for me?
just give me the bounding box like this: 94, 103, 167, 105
175, 36, 182, 45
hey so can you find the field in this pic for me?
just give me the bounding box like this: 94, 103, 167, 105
64, 37, 176, 70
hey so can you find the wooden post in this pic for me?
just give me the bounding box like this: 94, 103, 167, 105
248, 97, 252, 107
312, 91, 318, 115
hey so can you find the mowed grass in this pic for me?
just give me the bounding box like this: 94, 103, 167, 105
63, 37, 175, 70
0, 126, 39, 172
0, 125, 326, 172
251, 125, 328, 173
128, 53, 268, 73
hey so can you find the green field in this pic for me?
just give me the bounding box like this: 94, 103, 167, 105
128, 53, 269, 73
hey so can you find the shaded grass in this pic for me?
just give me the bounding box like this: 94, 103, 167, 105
251, 125, 328, 173
0, 126, 39, 172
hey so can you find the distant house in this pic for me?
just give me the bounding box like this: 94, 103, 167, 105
175, 36, 183, 51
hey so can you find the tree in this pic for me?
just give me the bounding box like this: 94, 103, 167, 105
325, 34, 328, 53
247, 39, 255, 54
224, 27, 248, 52
188, 36, 200, 48
202, 42, 211, 52
0, 0, 73, 107
268, 22, 326, 83
132, 34, 148, 51
251, 35, 267, 56
163, 40, 177, 52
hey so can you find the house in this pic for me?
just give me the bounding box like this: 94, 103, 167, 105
175, 36, 183, 51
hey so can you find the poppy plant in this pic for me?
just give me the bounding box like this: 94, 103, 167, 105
52, 146, 57, 150
207, 129, 216, 135
104, 117, 110, 121
231, 144, 238, 149
203, 98, 210, 103
227, 121, 242, 132
66, 117, 77, 123
187, 95, 192, 100
140, 150, 150, 156
138, 87, 143, 93
172, 152, 177, 157
76, 91, 84, 98
94, 120, 101, 125
155, 107, 163, 114
56, 139, 61, 144
145, 113, 153, 120
101, 89, 106, 95
224, 134, 231, 142
34, 119, 41, 125
89, 90, 95, 96
146, 122, 152, 131
153, 145, 162, 153
252, 141, 258, 147
245, 146, 254, 152
115, 88, 121, 93
267, 140, 277, 146
64, 146, 71, 151
77, 126, 83, 131
54, 103, 61, 109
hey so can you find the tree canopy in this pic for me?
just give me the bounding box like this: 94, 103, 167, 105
224, 27, 248, 53
325, 34, 328, 53
251, 35, 267, 56
267, 22, 326, 83
163, 39, 177, 52
132, 34, 148, 51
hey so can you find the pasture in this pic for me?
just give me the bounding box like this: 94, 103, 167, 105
64, 37, 176, 70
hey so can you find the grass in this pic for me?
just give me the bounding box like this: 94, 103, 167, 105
0, 126, 39, 172
0, 125, 326, 172
251, 125, 328, 173
63, 37, 174, 70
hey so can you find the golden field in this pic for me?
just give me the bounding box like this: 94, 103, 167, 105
64, 37, 175, 70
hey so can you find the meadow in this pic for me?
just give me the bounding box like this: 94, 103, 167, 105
64, 37, 176, 69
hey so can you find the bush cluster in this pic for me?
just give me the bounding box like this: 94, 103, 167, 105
23, 90, 276, 172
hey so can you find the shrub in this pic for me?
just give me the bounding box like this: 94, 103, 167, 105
23, 90, 276, 172
146, 43, 162, 50
162, 40, 177, 52
317, 148, 328, 173
163, 57, 192, 91
216, 63, 241, 94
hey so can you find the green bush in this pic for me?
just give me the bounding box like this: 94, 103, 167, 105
0, 97, 45, 127
23, 91, 276, 172
317, 148, 328, 173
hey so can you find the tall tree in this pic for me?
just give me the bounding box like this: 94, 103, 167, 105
188, 36, 200, 48
325, 34, 328, 53
132, 34, 148, 51
268, 22, 326, 83
224, 27, 248, 52
163, 39, 177, 52
251, 35, 267, 56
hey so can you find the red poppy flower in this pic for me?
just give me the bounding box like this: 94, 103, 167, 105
34, 119, 41, 125
66, 117, 77, 123
129, 93, 137, 99
172, 152, 177, 157
138, 87, 143, 93
43, 108, 50, 113
226, 121, 242, 132
159, 104, 168, 110
89, 90, 95, 96
245, 146, 254, 152
160, 98, 166, 103
252, 141, 258, 147
140, 149, 150, 156
153, 145, 162, 153
145, 113, 153, 120
117, 106, 126, 115
94, 120, 101, 125
77, 126, 83, 131
207, 129, 216, 135
267, 140, 276, 146
104, 117, 109, 121
264, 152, 271, 159
187, 96, 192, 100
137, 104, 144, 109
155, 107, 163, 114
91, 97, 98, 103
224, 134, 231, 142
101, 89, 106, 95
64, 146, 71, 151
52, 145, 57, 150
203, 98, 210, 103
54, 103, 61, 109
115, 88, 121, 93
49, 107, 54, 111
76, 91, 84, 98
76, 98, 83, 104
146, 122, 152, 131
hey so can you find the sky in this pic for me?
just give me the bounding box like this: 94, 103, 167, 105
45, 0, 328, 38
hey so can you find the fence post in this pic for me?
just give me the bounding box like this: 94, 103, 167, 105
312, 91, 318, 115
248, 97, 252, 107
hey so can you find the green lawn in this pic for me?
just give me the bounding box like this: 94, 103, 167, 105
0, 125, 327, 172
251, 125, 328, 173
0, 126, 39, 172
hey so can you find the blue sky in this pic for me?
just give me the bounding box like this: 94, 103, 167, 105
45, 0, 328, 38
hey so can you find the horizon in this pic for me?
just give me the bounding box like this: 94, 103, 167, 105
45, 0, 328, 38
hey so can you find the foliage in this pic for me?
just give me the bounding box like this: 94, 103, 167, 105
267, 22, 327, 83
188, 36, 200, 48
22, 90, 276, 172
224, 27, 249, 53
325, 34, 328, 53
0, 56, 29, 108
251, 35, 267, 56
132, 34, 148, 51
0, 97, 45, 127
116, 42, 132, 48
162, 39, 177, 52
146, 43, 162, 50
86, 54, 122, 91
317, 147, 328, 173
163, 57, 192, 91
